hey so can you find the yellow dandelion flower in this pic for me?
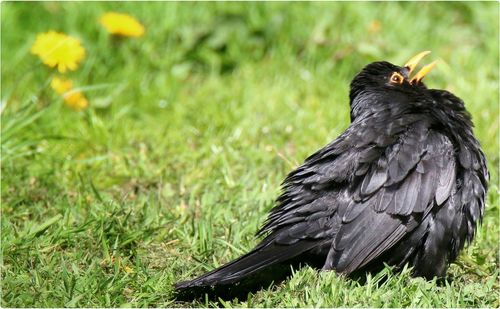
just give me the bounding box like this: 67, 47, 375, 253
50, 77, 73, 95
31, 31, 85, 73
50, 77, 88, 111
64, 91, 88, 111
100, 12, 145, 38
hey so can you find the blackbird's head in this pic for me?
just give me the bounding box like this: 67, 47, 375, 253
349, 51, 438, 120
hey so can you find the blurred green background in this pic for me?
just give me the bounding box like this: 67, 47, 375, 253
1, 2, 498, 307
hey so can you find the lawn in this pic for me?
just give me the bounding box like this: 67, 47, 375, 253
1, 2, 499, 307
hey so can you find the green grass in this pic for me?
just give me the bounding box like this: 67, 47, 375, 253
1, 2, 499, 307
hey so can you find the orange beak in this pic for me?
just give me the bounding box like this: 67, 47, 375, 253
404, 51, 437, 84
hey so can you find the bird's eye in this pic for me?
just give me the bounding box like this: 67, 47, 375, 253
389, 72, 404, 84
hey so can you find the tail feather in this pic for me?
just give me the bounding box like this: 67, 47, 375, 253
174, 239, 327, 295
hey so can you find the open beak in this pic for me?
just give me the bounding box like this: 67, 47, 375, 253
404, 51, 437, 84
410, 61, 437, 84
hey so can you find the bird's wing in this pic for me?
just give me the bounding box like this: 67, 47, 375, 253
325, 130, 456, 273
258, 119, 457, 274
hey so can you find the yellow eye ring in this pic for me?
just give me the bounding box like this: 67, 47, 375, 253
389, 72, 404, 84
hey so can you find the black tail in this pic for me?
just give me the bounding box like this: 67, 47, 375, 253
174, 240, 327, 300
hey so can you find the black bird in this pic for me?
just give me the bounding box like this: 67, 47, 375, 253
175, 52, 488, 298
